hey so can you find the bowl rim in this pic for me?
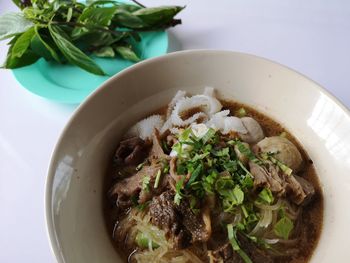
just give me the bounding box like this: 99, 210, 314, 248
44, 49, 350, 262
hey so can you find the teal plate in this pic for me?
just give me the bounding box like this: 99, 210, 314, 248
12, 31, 168, 104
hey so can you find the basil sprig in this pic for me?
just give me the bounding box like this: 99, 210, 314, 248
0, 0, 184, 75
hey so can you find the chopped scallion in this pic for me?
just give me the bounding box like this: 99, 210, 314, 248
154, 170, 161, 188
235, 107, 247, 117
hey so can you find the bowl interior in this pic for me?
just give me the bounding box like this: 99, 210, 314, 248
46, 50, 350, 263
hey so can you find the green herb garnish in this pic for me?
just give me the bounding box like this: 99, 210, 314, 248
174, 176, 185, 205
261, 152, 293, 176
258, 188, 274, 204
142, 175, 150, 192
274, 216, 294, 240
235, 107, 247, 117
153, 169, 161, 188
227, 224, 253, 263
0, 0, 184, 74
135, 231, 159, 249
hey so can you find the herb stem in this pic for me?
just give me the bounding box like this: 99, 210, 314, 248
131, 0, 146, 8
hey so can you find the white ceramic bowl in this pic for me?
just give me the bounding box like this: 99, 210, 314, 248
45, 50, 350, 263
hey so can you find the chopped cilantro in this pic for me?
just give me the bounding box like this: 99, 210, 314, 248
186, 163, 203, 187
261, 153, 293, 176
234, 140, 262, 165
174, 176, 185, 205
258, 188, 274, 204
216, 178, 244, 212
202, 128, 216, 144
212, 147, 230, 157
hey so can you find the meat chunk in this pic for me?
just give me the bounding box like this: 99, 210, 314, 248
110, 163, 167, 207
294, 175, 315, 205
115, 137, 150, 165
138, 164, 170, 203
149, 191, 178, 231
249, 161, 285, 195
149, 191, 210, 248
149, 129, 169, 160
149, 191, 190, 248
249, 161, 314, 205
177, 200, 210, 242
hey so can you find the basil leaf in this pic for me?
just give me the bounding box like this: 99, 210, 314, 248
93, 46, 115, 58
4, 49, 39, 69
274, 216, 294, 240
78, 6, 118, 26
49, 24, 105, 75
12, 0, 28, 9
11, 27, 35, 58
133, 6, 184, 27
32, 26, 61, 62
115, 46, 140, 62
0, 13, 34, 40
113, 9, 146, 28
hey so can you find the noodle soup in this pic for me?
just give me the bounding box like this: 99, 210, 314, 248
104, 88, 323, 263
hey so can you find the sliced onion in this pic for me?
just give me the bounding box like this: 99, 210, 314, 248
255, 199, 282, 211
250, 209, 273, 236
263, 238, 280, 245
259, 209, 273, 228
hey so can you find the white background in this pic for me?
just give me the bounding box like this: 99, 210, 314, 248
0, 0, 349, 262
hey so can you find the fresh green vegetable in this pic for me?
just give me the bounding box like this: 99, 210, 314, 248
136, 161, 145, 171
154, 169, 161, 188
174, 176, 185, 205
231, 140, 263, 165
142, 175, 150, 192
227, 224, 253, 263
135, 231, 159, 249
1, 0, 184, 74
258, 188, 274, 204
274, 216, 294, 240
261, 152, 293, 176
235, 107, 247, 117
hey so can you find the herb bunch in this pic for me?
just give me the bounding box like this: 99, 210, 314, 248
0, 0, 184, 75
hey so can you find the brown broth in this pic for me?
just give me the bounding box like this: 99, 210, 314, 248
104, 100, 324, 263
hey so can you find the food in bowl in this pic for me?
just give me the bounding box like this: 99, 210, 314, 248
104, 88, 323, 263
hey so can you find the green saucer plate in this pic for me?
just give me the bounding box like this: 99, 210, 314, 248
12, 30, 168, 104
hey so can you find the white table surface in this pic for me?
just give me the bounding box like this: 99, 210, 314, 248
0, 0, 349, 262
